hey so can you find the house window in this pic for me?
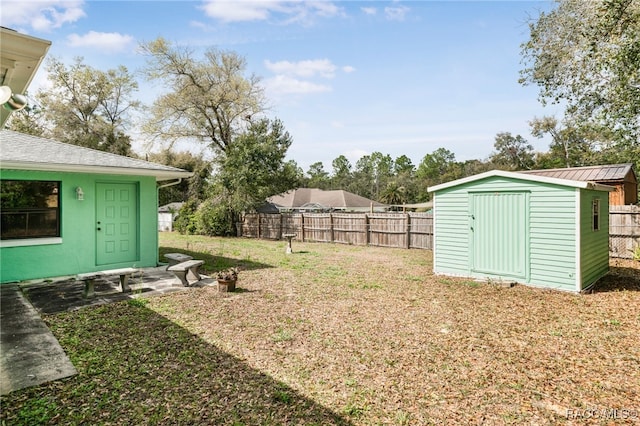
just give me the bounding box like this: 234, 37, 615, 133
592, 198, 600, 231
0, 180, 60, 240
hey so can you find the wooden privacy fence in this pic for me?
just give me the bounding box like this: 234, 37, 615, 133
240, 209, 640, 258
240, 212, 434, 250
609, 205, 640, 259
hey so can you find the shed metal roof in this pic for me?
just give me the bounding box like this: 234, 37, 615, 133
0, 130, 192, 181
428, 169, 615, 193
519, 163, 635, 182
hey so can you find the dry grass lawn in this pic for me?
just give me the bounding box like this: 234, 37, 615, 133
2, 234, 639, 425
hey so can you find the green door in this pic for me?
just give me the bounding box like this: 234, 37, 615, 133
96, 182, 139, 265
470, 192, 528, 280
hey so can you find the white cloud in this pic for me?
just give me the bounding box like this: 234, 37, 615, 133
67, 31, 134, 53
200, 0, 343, 23
265, 59, 337, 78
200, 0, 277, 22
264, 75, 331, 95
309, 1, 343, 18
342, 65, 356, 73
0, 0, 85, 32
361, 7, 377, 16
385, 5, 410, 21
344, 149, 369, 165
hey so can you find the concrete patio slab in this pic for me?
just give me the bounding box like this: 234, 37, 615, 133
0, 284, 77, 395
1, 266, 215, 394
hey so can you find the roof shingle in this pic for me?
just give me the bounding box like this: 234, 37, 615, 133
0, 130, 191, 180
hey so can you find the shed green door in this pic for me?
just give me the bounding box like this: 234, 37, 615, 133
96, 183, 139, 265
470, 192, 528, 280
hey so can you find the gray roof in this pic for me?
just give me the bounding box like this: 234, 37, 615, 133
0, 130, 192, 180
268, 188, 386, 210
519, 163, 636, 183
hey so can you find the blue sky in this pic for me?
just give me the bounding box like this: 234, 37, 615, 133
2, 0, 560, 171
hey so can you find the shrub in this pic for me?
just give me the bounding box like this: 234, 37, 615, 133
194, 199, 235, 236
174, 199, 198, 235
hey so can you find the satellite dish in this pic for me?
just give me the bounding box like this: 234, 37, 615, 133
0, 86, 28, 111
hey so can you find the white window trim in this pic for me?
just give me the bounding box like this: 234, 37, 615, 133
0, 237, 63, 248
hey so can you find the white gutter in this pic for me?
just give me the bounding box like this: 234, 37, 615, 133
157, 178, 183, 189
1, 160, 193, 180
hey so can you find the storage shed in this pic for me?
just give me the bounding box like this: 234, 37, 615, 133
520, 163, 637, 206
428, 170, 614, 292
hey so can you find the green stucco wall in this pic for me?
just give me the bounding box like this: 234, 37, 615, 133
433, 176, 610, 292
0, 169, 159, 283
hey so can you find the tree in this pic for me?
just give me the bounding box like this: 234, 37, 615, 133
415, 148, 459, 201
490, 132, 535, 170
214, 118, 302, 222
416, 148, 456, 182
392, 155, 418, 203
520, 0, 640, 144
140, 37, 266, 153
369, 152, 394, 200
330, 155, 352, 189
346, 155, 376, 198
306, 162, 330, 189
147, 149, 212, 206
5, 97, 46, 136
379, 182, 407, 205
36, 57, 139, 155
529, 116, 596, 168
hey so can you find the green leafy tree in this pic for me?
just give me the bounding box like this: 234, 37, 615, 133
147, 149, 212, 206
306, 162, 330, 189
349, 155, 375, 199
5, 95, 46, 135
140, 37, 265, 153
392, 155, 418, 203
520, 0, 640, 144
379, 182, 407, 205
330, 155, 352, 190
490, 132, 535, 170
369, 152, 394, 200
416, 148, 458, 201
212, 118, 302, 233
529, 116, 597, 168
36, 57, 139, 155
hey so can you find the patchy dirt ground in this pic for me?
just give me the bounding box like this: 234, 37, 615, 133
2, 236, 639, 425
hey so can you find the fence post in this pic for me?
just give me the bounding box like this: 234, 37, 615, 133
330, 213, 334, 242
406, 213, 411, 249
301, 213, 306, 242
365, 214, 370, 246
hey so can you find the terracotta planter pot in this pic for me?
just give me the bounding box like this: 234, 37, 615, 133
217, 279, 236, 292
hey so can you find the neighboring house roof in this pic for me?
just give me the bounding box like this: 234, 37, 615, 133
268, 188, 387, 210
429, 169, 615, 193
519, 163, 636, 183
0, 130, 192, 181
159, 202, 184, 213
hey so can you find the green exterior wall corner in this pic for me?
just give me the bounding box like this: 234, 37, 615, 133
0, 169, 159, 283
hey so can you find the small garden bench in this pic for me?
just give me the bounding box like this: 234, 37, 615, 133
77, 267, 140, 298
167, 260, 205, 286
163, 252, 194, 269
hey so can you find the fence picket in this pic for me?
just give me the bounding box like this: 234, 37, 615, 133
240, 210, 638, 258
